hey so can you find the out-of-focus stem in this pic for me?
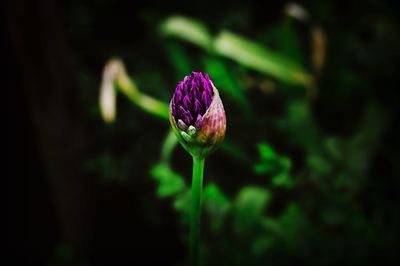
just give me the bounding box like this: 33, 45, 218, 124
190, 156, 205, 266
161, 130, 178, 163
116, 71, 170, 120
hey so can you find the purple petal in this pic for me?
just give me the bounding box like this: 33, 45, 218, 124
194, 99, 202, 114
183, 110, 193, 125
183, 75, 190, 84
177, 82, 184, 94
177, 119, 188, 130
202, 79, 209, 92
191, 79, 197, 92
193, 73, 200, 86
183, 95, 192, 110
177, 82, 184, 91
191, 85, 199, 100
201, 90, 211, 108
171, 102, 176, 117
192, 72, 199, 79
174, 89, 183, 104
194, 114, 203, 128
205, 82, 213, 96
178, 106, 187, 117
185, 82, 191, 95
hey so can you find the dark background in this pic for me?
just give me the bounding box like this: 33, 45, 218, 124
5, 0, 400, 266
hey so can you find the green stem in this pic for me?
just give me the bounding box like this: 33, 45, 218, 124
116, 73, 170, 120
190, 156, 205, 266
160, 130, 178, 164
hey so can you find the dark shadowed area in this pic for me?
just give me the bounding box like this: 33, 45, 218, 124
5, 0, 400, 265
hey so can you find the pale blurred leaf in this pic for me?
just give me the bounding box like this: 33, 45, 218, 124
214, 31, 312, 86
160, 16, 212, 50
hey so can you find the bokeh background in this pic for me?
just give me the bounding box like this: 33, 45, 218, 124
5, 0, 400, 265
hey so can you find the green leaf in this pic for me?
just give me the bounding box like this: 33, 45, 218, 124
234, 186, 271, 232
214, 31, 312, 86
204, 57, 250, 112
203, 183, 231, 231
253, 143, 293, 183
160, 16, 313, 86
307, 154, 332, 176
150, 163, 186, 198
160, 16, 212, 50
272, 173, 294, 188
277, 203, 308, 245
282, 100, 321, 152
253, 162, 276, 174
275, 19, 305, 65
220, 140, 252, 165
173, 190, 191, 223
251, 236, 275, 257
164, 41, 192, 79
257, 143, 277, 160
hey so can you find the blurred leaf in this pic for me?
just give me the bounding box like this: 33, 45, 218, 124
253, 163, 275, 174
275, 19, 305, 65
164, 41, 192, 78
251, 236, 275, 257
203, 183, 231, 231
203, 183, 230, 208
160, 130, 178, 163
320, 207, 346, 226
173, 190, 191, 223
257, 143, 277, 160
260, 217, 283, 234
220, 140, 252, 165
106, 59, 170, 120
258, 203, 310, 254
204, 57, 251, 112
277, 203, 308, 245
324, 137, 344, 160
260, 203, 309, 251
272, 172, 294, 188
346, 104, 388, 176
214, 31, 312, 86
150, 163, 186, 198
160, 16, 313, 87
253, 143, 293, 188
281, 100, 321, 152
99, 60, 118, 123
307, 154, 332, 176
160, 16, 212, 50
253, 142, 278, 174
234, 186, 271, 232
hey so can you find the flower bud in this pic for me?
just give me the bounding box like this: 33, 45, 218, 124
170, 72, 226, 158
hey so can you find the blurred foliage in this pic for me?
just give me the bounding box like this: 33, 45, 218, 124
160, 16, 313, 87
82, 1, 399, 265
254, 143, 294, 188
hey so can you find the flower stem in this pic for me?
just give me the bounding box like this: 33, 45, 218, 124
190, 156, 205, 266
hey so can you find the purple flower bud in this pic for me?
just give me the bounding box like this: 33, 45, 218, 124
170, 72, 226, 158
